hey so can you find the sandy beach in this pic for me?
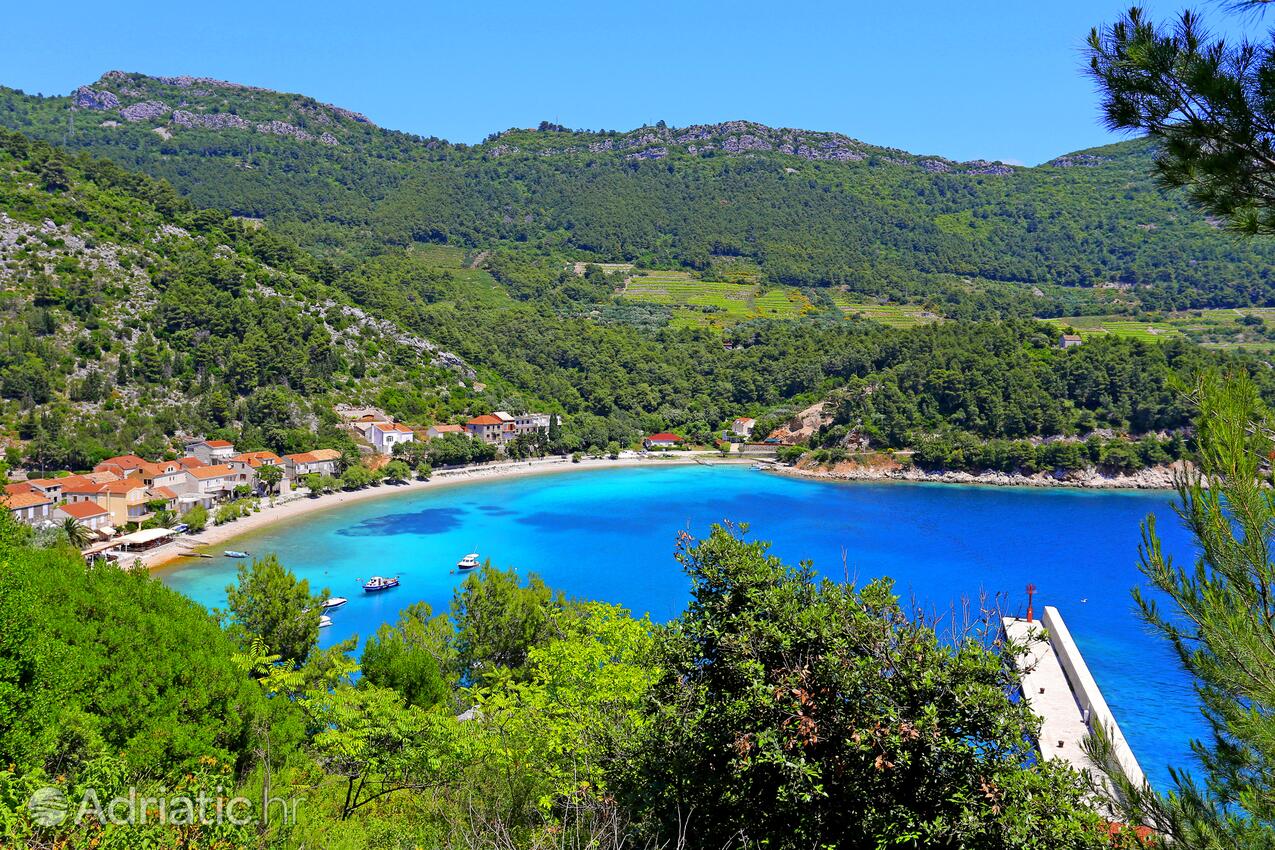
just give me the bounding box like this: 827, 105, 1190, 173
139, 452, 748, 571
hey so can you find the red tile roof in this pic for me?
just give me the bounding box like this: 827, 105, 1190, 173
98, 478, 149, 495
204, 439, 233, 448
466, 414, 503, 426
187, 464, 238, 480
177, 457, 206, 468
2, 491, 53, 509
3, 482, 35, 495
94, 454, 149, 471
646, 433, 683, 442
376, 422, 413, 433
285, 449, 341, 464
57, 501, 109, 519
150, 486, 179, 500
232, 451, 283, 467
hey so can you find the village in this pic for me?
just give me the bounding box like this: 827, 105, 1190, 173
0, 407, 767, 558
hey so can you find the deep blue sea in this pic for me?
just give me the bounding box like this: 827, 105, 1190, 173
160, 463, 1202, 791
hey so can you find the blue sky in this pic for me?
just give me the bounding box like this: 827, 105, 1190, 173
0, 1, 1242, 164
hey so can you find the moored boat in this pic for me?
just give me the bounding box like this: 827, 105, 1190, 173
321, 596, 348, 610
224, 550, 250, 558
457, 553, 480, 570
363, 576, 400, 592
318, 615, 333, 628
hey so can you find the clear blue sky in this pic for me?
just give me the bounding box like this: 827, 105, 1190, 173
0, 1, 1238, 164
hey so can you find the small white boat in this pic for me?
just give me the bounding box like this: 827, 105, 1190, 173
457, 553, 480, 571
321, 596, 348, 610
363, 575, 400, 592
224, 550, 250, 559
318, 615, 333, 628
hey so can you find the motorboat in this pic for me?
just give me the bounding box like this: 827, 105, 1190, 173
224, 550, 250, 558
457, 553, 480, 571
363, 576, 400, 592
318, 615, 333, 628
321, 596, 348, 610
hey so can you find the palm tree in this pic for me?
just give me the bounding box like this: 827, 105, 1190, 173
62, 517, 92, 549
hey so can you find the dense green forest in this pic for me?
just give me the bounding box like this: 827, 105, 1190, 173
3, 71, 1275, 313
0, 511, 1114, 848
2, 121, 1272, 477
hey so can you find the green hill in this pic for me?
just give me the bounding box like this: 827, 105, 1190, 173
0, 127, 475, 468
3, 72, 1274, 312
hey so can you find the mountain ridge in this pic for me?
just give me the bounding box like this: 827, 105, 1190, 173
1, 70, 1269, 314
20, 69, 1121, 166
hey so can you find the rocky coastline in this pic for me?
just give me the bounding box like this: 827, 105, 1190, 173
768, 457, 1189, 490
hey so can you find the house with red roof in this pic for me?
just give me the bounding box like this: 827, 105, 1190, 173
54, 500, 112, 534
283, 448, 342, 481
1, 490, 54, 525
426, 424, 467, 439
465, 414, 512, 445
643, 433, 684, 449
184, 438, 236, 465
369, 421, 416, 455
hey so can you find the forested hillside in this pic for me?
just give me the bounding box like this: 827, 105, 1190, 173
4, 71, 1275, 312
0, 128, 475, 468
2, 121, 1273, 474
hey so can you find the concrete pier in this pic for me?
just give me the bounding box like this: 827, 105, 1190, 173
1003, 606, 1146, 790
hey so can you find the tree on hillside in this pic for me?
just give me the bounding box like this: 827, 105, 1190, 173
1086, 372, 1275, 848
451, 564, 564, 682
360, 602, 453, 709
620, 525, 1105, 849
1088, 4, 1275, 235
1090, 6, 1275, 844
225, 555, 325, 666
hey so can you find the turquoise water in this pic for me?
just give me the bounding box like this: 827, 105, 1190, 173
160, 463, 1202, 790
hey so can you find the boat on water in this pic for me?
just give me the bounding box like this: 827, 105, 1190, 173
457, 553, 480, 571
318, 615, 333, 628
224, 550, 250, 558
363, 576, 400, 592
321, 596, 348, 610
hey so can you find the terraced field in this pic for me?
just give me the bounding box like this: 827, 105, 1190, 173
1048, 315, 1184, 342
1048, 309, 1275, 351
409, 243, 510, 307
830, 296, 942, 329
620, 270, 811, 328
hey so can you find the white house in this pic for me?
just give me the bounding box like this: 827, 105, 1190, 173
178, 464, 242, 501
730, 417, 756, 438
185, 439, 236, 464
284, 449, 342, 480
369, 422, 416, 455
55, 500, 112, 533
1, 490, 54, 525
643, 432, 684, 449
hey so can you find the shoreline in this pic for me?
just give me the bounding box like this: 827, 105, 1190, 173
134, 453, 1182, 573
141, 453, 738, 571
764, 459, 1186, 490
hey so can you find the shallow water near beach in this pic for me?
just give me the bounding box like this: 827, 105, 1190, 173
161, 463, 1202, 791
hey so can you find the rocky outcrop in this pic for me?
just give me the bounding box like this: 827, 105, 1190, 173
1048, 154, 1112, 168
172, 110, 250, 130
119, 101, 169, 122
766, 402, 833, 445
626, 146, 668, 161
72, 87, 119, 110
255, 120, 314, 142
777, 456, 1190, 490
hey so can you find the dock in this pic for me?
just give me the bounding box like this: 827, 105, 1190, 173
1002, 606, 1146, 794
